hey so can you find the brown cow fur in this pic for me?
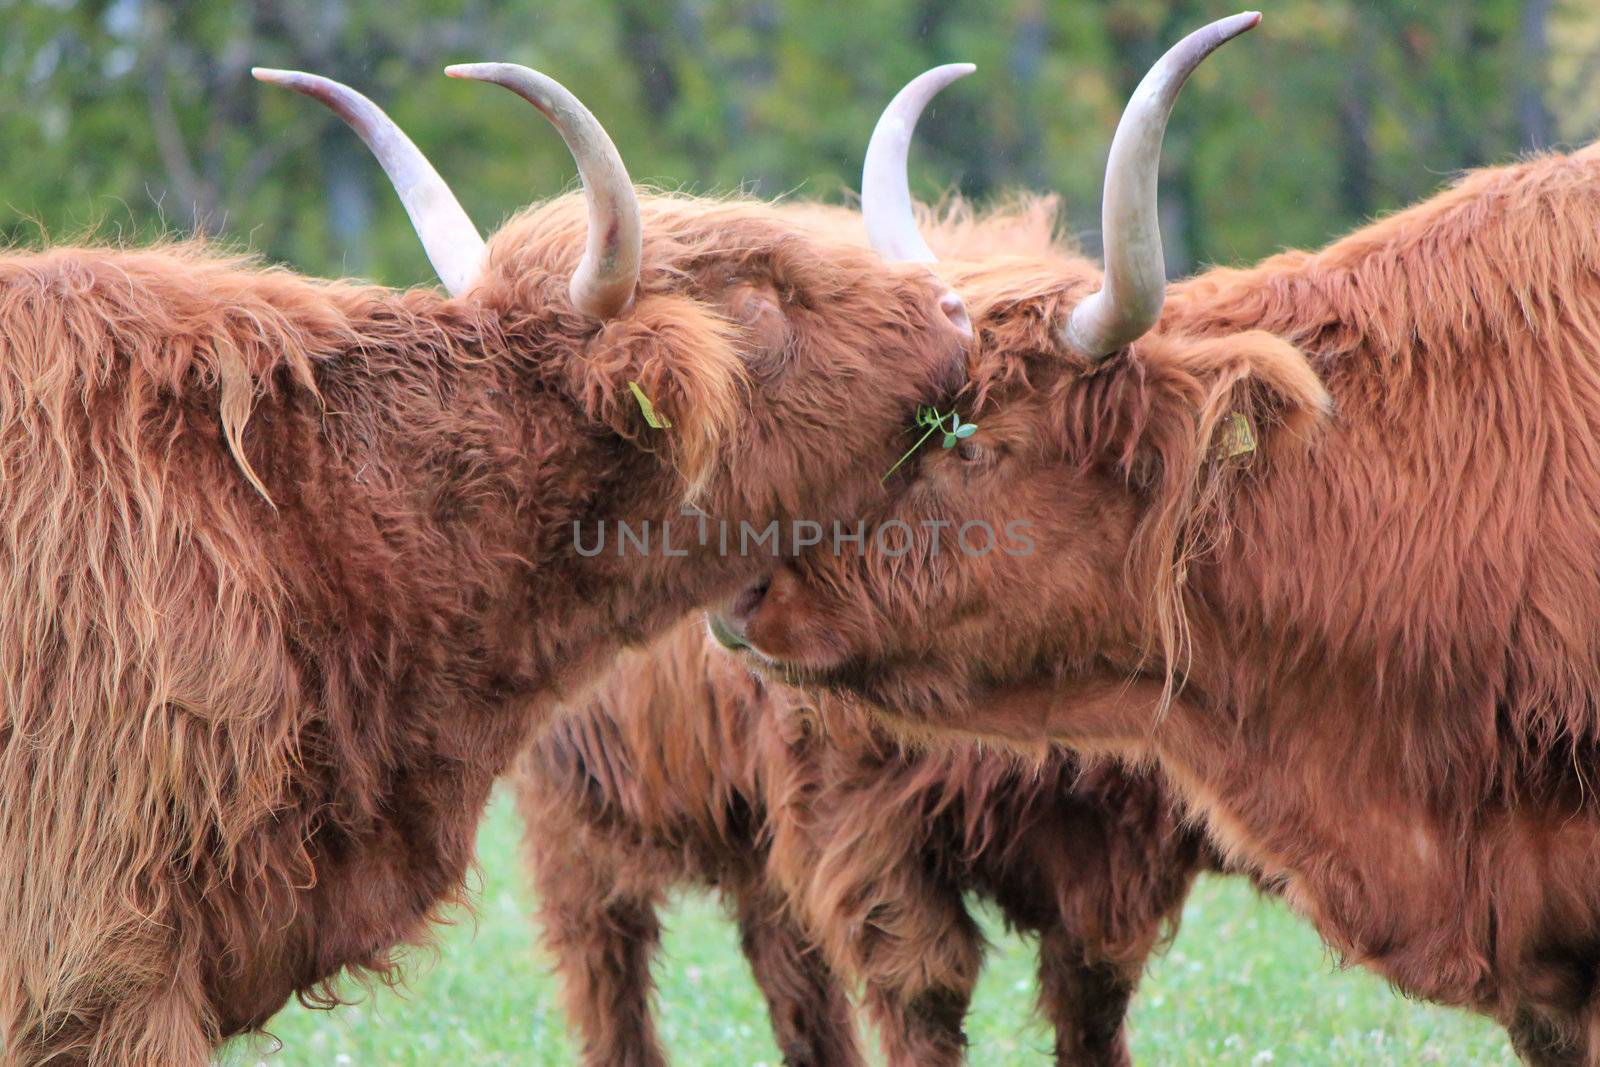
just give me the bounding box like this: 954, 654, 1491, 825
516, 622, 863, 1067
720, 145, 1600, 1064
0, 193, 966, 1065
517, 618, 1210, 1067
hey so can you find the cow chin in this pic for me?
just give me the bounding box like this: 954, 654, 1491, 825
709, 631, 983, 730
796, 666, 1165, 753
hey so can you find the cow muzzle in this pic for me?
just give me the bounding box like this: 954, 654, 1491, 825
706, 613, 751, 653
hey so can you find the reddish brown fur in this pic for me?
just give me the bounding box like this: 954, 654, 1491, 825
516, 622, 864, 1067
0, 192, 967, 1065
519, 618, 1211, 1067
724, 147, 1600, 1064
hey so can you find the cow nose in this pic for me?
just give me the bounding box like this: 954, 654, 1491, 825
730, 574, 772, 624
706, 574, 771, 652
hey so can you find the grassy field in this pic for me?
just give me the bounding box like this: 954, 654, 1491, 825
236, 789, 1518, 1066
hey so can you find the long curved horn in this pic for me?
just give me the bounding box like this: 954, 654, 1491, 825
862, 63, 975, 262
252, 69, 485, 297
445, 64, 641, 320
1063, 12, 1260, 360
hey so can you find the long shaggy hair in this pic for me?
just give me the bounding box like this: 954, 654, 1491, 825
516, 622, 865, 1067
0, 190, 966, 1065
517, 619, 1212, 1067
721, 143, 1600, 1064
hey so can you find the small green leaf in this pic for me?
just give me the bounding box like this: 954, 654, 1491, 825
628, 380, 672, 429
883, 406, 978, 480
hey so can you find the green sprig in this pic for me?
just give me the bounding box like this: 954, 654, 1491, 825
881, 405, 979, 482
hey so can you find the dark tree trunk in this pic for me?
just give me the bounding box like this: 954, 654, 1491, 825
322, 127, 374, 275
1006, 0, 1050, 194
1337, 20, 1377, 222
1518, 0, 1553, 149
617, 0, 681, 124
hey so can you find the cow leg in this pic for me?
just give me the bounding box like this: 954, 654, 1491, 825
866, 976, 977, 1067
1500, 936, 1600, 1067
730, 878, 867, 1067
1505, 1001, 1595, 1067
1034, 923, 1138, 1067
541, 886, 668, 1067
992, 762, 1203, 1067
1506, 1008, 1584, 1066
779, 786, 982, 1064
526, 829, 669, 1067
852, 888, 983, 1067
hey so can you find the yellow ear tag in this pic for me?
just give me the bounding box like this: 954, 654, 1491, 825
1221, 413, 1256, 459
628, 380, 672, 429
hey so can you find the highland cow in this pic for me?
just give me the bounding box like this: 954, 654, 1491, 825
710, 12, 1600, 1065
0, 64, 969, 1064
518, 618, 1209, 1067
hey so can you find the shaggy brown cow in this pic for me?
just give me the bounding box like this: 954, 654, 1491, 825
710, 12, 1600, 1066
518, 617, 1208, 1067
0, 66, 969, 1064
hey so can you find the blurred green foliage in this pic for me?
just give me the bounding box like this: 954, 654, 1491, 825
2, 0, 1596, 288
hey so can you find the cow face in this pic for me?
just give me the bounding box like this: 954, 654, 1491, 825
478, 195, 971, 524
707, 253, 1330, 738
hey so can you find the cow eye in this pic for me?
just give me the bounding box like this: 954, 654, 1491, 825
947, 436, 1004, 475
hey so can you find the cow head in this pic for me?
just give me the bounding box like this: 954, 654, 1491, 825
253, 64, 971, 581
706, 14, 1332, 742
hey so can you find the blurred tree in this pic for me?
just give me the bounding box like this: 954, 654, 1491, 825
2, 0, 1597, 285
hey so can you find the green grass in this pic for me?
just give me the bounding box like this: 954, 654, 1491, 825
235, 789, 1517, 1066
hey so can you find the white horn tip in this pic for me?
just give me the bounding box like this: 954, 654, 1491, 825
1225, 12, 1263, 36
915, 63, 977, 94
444, 63, 503, 81
252, 68, 335, 96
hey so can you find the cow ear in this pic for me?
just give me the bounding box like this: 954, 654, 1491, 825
1179, 330, 1331, 457
722, 279, 792, 380
569, 294, 747, 497
1116, 330, 1329, 627
1117, 329, 1328, 499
